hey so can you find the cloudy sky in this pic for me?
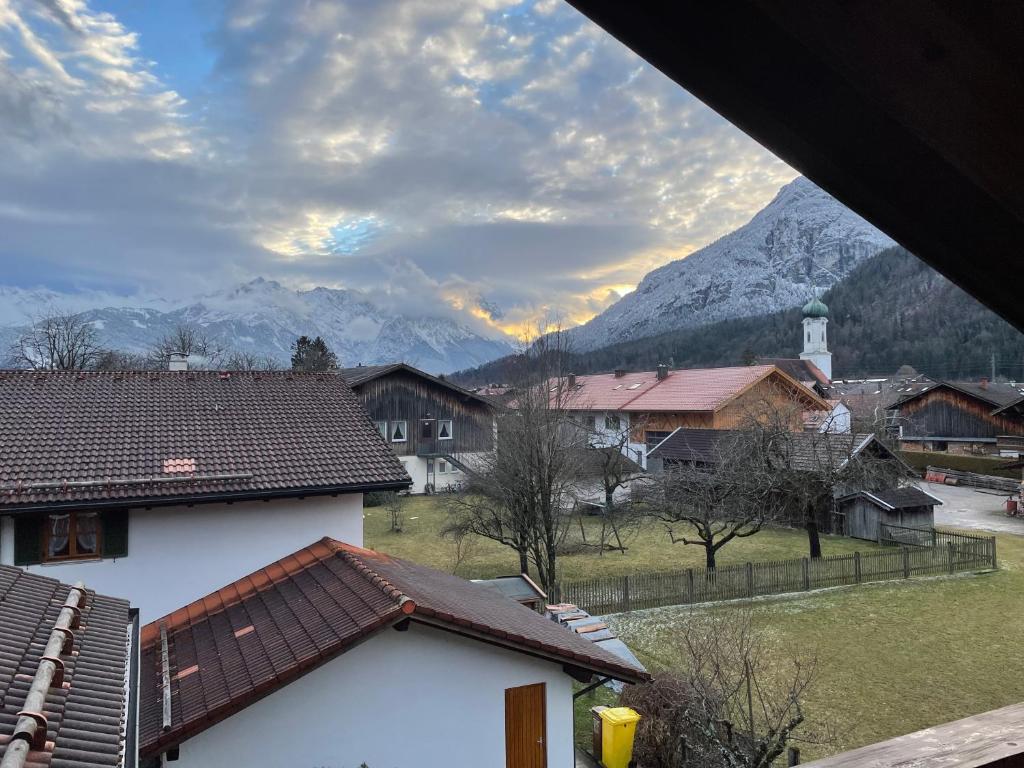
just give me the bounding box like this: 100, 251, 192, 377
0, 0, 796, 337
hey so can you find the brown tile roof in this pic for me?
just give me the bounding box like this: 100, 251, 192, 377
138, 538, 647, 757
757, 358, 832, 388
558, 365, 828, 413
0, 370, 410, 511
0, 565, 131, 768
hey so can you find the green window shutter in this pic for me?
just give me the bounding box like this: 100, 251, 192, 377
102, 509, 129, 559
13, 515, 43, 566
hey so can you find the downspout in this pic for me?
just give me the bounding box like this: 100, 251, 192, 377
1, 582, 87, 768
125, 607, 141, 768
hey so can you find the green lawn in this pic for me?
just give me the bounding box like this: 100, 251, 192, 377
607, 532, 1024, 761
363, 495, 881, 581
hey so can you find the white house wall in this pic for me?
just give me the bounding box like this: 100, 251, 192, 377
587, 411, 648, 468
0, 493, 363, 622
172, 621, 575, 768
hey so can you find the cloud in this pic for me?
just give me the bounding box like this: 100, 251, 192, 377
0, 0, 796, 336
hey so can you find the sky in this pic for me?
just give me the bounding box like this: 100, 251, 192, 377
0, 0, 796, 338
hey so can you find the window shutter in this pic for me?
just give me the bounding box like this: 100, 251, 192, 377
102, 509, 129, 559
13, 515, 43, 566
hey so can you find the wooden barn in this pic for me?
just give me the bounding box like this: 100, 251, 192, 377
340, 363, 496, 493
890, 380, 1024, 455
836, 487, 943, 542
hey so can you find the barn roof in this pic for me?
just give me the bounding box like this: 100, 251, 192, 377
0, 370, 410, 512
138, 538, 647, 757
838, 487, 944, 511
889, 380, 1024, 411
339, 362, 494, 407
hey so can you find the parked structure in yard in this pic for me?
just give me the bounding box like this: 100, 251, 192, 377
0, 370, 409, 620
0, 565, 134, 768
560, 364, 830, 469
836, 487, 942, 541
340, 363, 496, 493
473, 573, 548, 612
888, 379, 1024, 455
138, 538, 647, 768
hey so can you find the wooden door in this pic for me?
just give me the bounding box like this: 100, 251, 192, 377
505, 683, 547, 768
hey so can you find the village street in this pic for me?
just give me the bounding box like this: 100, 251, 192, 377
922, 480, 1024, 535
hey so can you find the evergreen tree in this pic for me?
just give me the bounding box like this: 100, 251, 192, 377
290, 335, 338, 372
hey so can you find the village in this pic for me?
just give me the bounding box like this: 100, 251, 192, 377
2, 292, 1024, 768
1, 2, 1022, 768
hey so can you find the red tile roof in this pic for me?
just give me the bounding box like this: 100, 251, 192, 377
561, 365, 825, 412
0, 565, 131, 768
0, 370, 410, 510
138, 538, 647, 757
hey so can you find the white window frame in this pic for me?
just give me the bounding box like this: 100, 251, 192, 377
374, 420, 387, 439
391, 420, 408, 443
605, 414, 621, 431
438, 459, 448, 474
438, 419, 454, 440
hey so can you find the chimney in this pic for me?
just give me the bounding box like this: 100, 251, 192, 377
168, 352, 189, 372
567, 373, 576, 388
979, 377, 989, 390
656, 363, 668, 381
614, 368, 626, 378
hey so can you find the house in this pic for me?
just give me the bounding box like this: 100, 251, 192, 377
137, 538, 647, 768
803, 399, 853, 434
647, 428, 912, 536
836, 486, 943, 542
0, 370, 409, 620
888, 379, 1024, 455
340, 363, 496, 493
0, 564, 134, 768
560, 364, 831, 468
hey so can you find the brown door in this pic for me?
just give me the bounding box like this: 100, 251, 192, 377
505, 683, 547, 768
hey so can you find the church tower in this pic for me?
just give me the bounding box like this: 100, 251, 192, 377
799, 297, 832, 380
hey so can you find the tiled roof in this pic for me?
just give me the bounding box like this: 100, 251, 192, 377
0, 565, 131, 768
0, 370, 410, 510
138, 539, 647, 757
560, 365, 825, 413
757, 358, 832, 387
649, 428, 890, 473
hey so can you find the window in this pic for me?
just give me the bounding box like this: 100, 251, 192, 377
605, 414, 621, 430
645, 430, 673, 449
374, 420, 387, 439
438, 459, 448, 474
438, 419, 453, 440
391, 420, 407, 442
44, 512, 101, 562
421, 419, 434, 439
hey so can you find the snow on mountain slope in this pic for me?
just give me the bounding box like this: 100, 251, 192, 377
0, 278, 516, 374
567, 177, 896, 350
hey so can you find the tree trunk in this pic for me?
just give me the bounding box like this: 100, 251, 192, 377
518, 549, 529, 575
705, 543, 717, 570
806, 520, 822, 559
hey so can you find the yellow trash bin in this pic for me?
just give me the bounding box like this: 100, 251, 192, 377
598, 706, 641, 768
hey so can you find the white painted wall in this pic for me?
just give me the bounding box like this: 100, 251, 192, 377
586, 411, 648, 468
396, 452, 487, 494
800, 316, 832, 380
173, 621, 575, 768
818, 402, 852, 434
0, 493, 363, 622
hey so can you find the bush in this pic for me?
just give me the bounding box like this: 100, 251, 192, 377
899, 450, 1020, 480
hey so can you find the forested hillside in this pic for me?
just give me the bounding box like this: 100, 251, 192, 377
455, 248, 1024, 384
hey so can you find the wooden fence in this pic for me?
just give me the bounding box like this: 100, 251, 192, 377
551, 528, 996, 615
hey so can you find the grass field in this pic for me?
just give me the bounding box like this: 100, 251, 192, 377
605, 532, 1023, 761
363, 495, 881, 581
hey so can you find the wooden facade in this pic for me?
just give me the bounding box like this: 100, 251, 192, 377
896, 384, 1024, 451
839, 497, 934, 541
346, 367, 495, 461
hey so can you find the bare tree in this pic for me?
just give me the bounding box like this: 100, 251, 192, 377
222, 349, 282, 371
444, 328, 586, 592
92, 349, 154, 370
622, 611, 831, 768
647, 431, 782, 569
576, 435, 646, 556
149, 324, 225, 369
9, 309, 102, 370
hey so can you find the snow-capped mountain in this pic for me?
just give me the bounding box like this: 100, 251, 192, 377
567, 176, 896, 350
0, 279, 516, 374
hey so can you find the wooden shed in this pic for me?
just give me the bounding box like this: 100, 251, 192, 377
837, 487, 943, 542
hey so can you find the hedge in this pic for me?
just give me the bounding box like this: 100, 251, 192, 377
899, 450, 1021, 480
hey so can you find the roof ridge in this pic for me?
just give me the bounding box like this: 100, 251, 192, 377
323, 538, 416, 614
